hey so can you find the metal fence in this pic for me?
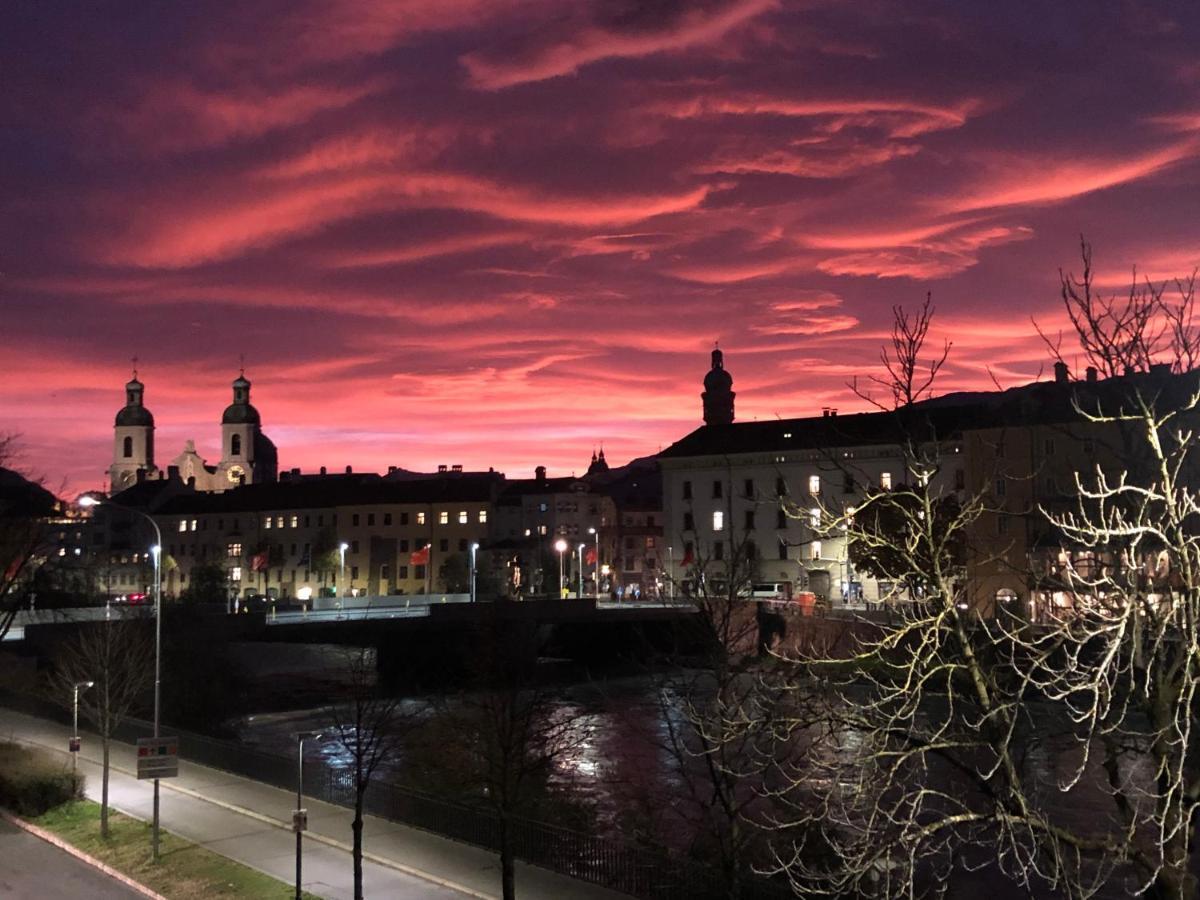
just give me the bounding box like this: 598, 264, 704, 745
0, 688, 791, 899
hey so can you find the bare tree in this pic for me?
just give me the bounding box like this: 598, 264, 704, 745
0, 437, 57, 644
1013, 243, 1200, 898
324, 645, 409, 900
863, 293, 951, 410
450, 615, 587, 900
771, 259, 1200, 899
653, 480, 804, 898
50, 620, 154, 836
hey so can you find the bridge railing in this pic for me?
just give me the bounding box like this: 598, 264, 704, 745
0, 688, 789, 900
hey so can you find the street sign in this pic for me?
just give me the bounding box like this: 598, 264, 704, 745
68, 736, 80, 753
136, 736, 179, 780
293, 809, 308, 833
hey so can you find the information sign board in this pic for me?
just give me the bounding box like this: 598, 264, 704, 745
136, 736, 179, 780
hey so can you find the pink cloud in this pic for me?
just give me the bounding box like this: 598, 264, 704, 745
462, 0, 779, 90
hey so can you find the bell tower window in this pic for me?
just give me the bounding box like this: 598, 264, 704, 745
123, 436, 133, 458
231, 434, 241, 457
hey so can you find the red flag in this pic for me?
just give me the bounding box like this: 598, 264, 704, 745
410, 545, 430, 566
585, 548, 597, 565
251, 551, 269, 572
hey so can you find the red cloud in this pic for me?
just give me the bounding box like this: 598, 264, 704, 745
462, 0, 778, 90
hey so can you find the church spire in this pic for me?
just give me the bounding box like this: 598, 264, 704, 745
702, 343, 735, 425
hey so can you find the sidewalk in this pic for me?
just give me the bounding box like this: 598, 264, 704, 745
0, 707, 627, 900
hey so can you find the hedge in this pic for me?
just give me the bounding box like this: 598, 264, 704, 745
0, 741, 84, 816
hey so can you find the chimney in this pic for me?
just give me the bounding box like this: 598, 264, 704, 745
1086, 366, 1097, 383
452, 464, 463, 473
167, 465, 180, 480
319, 466, 327, 475
1150, 362, 1171, 377
829, 409, 837, 417
387, 465, 397, 474
136, 468, 146, 483
1053, 361, 1069, 384
292, 467, 300, 477
535, 465, 547, 483
438, 464, 448, 473
345, 465, 352, 474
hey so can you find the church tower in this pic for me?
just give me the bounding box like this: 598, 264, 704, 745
702, 346, 735, 425
110, 371, 156, 491
218, 372, 277, 487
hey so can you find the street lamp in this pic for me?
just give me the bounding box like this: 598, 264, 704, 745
667, 545, 674, 602
588, 527, 600, 598
554, 538, 568, 599
79, 494, 164, 861
577, 544, 585, 600
338, 542, 349, 600
469, 542, 479, 603
293, 730, 322, 900
71, 681, 94, 774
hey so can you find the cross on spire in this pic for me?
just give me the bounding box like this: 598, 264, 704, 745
238, 353, 245, 376
131, 355, 139, 379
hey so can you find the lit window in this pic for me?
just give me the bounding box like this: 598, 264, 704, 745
231, 566, 242, 581
458, 510, 468, 524
808, 475, 820, 495
712, 511, 724, 532
809, 508, 820, 528
538, 524, 547, 535
189, 519, 198, 532
276, 516, 284, 528
290, 515, 298, 528
227, 543, 242, 558
439, 511, 449, 525
417, 512, 426, 525
264, 517, 273, 529
478, 510, 488, 524
810, 541, 822, 560
178, 520, 187, 533
880, 472, 892, 490
57, 547, 66, 557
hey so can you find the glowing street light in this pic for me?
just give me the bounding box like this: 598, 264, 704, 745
577, 543, 585, 600
469, 542, 480, 603
78, 494, 164, 860
338, 542, 349, 599
293, 730, 322, 900
588, 527, 600, 598
71, 680, 94, 774
554, 538, 568, 599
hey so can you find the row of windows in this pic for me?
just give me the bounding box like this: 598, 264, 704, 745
178, 508, 489, 534
679, 539, 825, 562
680, 470, 970, 501
685, 508, 821, 533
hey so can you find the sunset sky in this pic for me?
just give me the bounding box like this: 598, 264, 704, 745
4, 1, 1199, 493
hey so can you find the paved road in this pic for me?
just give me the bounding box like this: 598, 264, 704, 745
0, 707, 629, 900
0, 817, 141, 899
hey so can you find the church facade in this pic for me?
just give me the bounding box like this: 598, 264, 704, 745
109, 371, 278, 492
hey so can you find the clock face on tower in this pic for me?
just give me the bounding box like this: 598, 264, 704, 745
227, 464, 246, 484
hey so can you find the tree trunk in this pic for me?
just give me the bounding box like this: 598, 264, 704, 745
499, 813, 516, 900
100, 737, 110, 838
352, 789, 364, 900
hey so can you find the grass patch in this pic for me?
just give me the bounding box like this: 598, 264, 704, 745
31, 800, 320, 900
0, 741, 83, 816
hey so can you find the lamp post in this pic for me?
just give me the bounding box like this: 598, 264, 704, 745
577, 544, 585, 600
71, 681, 94, 774
554, 539, 568, 599
588, 527, 600, 598
338, 542, 349, 602
78, 494, 164, 861
667, 545, 674, 602
470, 542, 479, 603
293, 730, 322, 900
